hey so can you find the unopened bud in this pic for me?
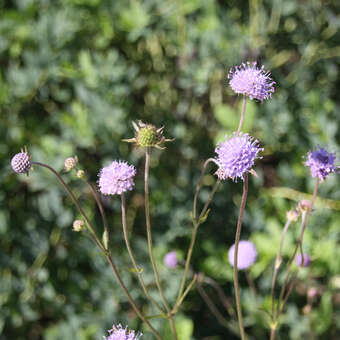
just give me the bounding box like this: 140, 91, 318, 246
286, 209, 299, 222
76, 170, 85, 178
64, 156, 78, 172
298, 200, 312, 212
307, 287, 318, 299
73, 219, 84, 232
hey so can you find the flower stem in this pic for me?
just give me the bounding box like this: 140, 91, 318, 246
270, 219, 292, 318
144, 148, 177, 340
237, 96, 247, 135
121, 193, 166, 314
233, 173, 248, 340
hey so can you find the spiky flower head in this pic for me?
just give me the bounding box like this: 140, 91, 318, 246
73, 219, 85, 232
228, 62, 275, 101
122, 121, 173, 149
228, 240, 257, 270
164, 251, 178, 269
214, 132, 263, 182
295, 253, 311, 267
11, 147, 32, 174
98, 161, 136, 196
104, 324, 142, 340
64, 156, 78, 172
305, 147, 338, 181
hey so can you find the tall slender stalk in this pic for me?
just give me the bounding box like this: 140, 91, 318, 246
237, 96, 247, 135
144, 148, 177, 340
233, 173, 248, 340
32, 162, 163, 340
121, 193, 165, 314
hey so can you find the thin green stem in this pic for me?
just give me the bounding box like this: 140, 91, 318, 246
276, 178, 319, 320
237, 96, 247, 135
270, 219, 292, 318
121, 193, 165, 314
32, 162, 104, 252
233, 173, 248, 340
199, 179, 221, 221
144, 148, 177, 340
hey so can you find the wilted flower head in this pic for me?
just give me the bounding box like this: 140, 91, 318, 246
64, 156, 78, 172
228, 240, 257, 270
73, 219, 85, 232
228, 62, 275, 101
122, 121, 173, 149
286, 209, 300, 222
11, 148, 32, 174
104, 324, 142, 340
305, 147, 338, 181
98, 161, 136, 196
295, 253, 311, 267
214, 133, 263, 182
164, 251, 178, 269
298, 200, 312, 213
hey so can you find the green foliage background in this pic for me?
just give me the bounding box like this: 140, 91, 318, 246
1, 0, 340, 339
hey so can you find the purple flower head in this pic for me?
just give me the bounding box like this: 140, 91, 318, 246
164, 251, 178, 269
214, 133, 263, 182
98, 161, 136, 196
295, 253, 311, 267
305, 147, 338, 181
228, 241, 257, 270
228, 62, 275, 101
104, 324, 142, 340
11, 151, 31, 174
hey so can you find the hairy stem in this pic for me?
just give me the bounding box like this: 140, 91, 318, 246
121, 193, 165, 314
144, 148, 177, 340
233, 174, 248, 340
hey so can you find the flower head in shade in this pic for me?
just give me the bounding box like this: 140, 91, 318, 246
98, 161, 136, 196
164, 251, 178, 269
305, 147, 338, 181
228, 241, 257, 270
228, 62, 275, 101
11, 148, 32, 174
214, 133, 263, 182
104, 324, 142, 340
295, 253, 311, 267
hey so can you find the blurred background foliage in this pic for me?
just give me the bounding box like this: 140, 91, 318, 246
1, 0, 340, 339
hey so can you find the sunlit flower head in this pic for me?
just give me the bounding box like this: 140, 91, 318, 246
228, 62, 275, 101
104, 324, 142, 340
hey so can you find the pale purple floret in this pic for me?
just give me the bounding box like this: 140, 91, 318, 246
98, 161, 136, 195
295, 253, 311, 267
11, 152, 31, 174
214, 133, 263, 182
228, 62, 275, 101
305, 147, 338, 181
228, 241, 257, 270
104, 324, 142, 340
164, 251, 178, 269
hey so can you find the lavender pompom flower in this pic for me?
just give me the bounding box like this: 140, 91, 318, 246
214, 133, 263, 182
305, 147, 338, 181
104, 324, 142, 340
11, 151, 31, 174
228, 62, 275, 101
228, 241, 257, 270
295, 253, 311, 267
98, 161, 136, 196
164, 251, 178, 269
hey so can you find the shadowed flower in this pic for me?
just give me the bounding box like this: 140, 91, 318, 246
98, 161, 136, 195
214, 133, 263, 181
164, 251, 178, 268
228, 62, 275, 101
104, 324, 142, 340
11, 150, 31, 174
305, 147, 338, 181
228, 241, 257, 270
295, 253, 311, 267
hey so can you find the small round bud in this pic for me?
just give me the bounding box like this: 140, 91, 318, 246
64, 156, 78, 172
76, 170, 85, 178
295, 253, 311, 267
164, 251, 178, 269
286, 209, 299, 222
11, 152, 31, 174
307, 287, 318, 299
73, 219, 84, 232
298, 200, 312, 212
